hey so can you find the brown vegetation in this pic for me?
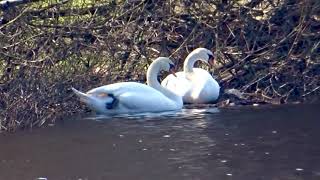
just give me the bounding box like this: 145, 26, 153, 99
0, 0, 319, 131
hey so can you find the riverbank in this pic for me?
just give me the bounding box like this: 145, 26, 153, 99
0, 0, 319, 131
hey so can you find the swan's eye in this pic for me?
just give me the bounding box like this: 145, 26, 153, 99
97, 92, 108, 98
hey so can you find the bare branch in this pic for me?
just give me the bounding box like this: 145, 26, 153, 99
0, 0, 40, 10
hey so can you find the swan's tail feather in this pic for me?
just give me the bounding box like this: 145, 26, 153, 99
71, 87, 91, 103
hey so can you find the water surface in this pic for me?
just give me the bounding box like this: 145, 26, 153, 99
0, 104, 320, 180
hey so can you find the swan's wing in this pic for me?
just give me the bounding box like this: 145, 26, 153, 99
87, 82, 174, 111
117, 90, 173, 110
192, 68, 220, 88
189, 68, 220, 102
161, 72, 191, 96
188, 69, 208, 97
84, 82, 153, 109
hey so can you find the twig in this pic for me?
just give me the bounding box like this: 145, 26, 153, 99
169, 23, 200, 57
0, 7, 28, 30
242, 73, 271, 91
302, 86, 320, 97
0, 0, 40, 10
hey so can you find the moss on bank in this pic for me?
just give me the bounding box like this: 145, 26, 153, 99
0, 0, 319, 131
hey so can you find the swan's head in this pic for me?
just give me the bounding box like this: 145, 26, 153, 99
150, 57, 176, 76
190, 48, 214, 66
72, 87, 115, 114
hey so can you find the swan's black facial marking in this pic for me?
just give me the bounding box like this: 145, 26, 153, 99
169, 63, 177, 77
169, 63, 175, 70
105, 94, 118, 109
208, 53, 214, 60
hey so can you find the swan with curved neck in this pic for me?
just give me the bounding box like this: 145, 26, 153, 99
161, 48, 220, 104
72, 57, 183, 114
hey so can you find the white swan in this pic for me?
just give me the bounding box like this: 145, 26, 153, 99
72, 57, 183, 114
161, 48, 220, 104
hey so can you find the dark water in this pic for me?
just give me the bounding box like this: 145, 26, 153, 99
0, 104, 320, 180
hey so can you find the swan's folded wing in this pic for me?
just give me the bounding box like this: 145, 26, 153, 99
118, 90, 173, 111
190, 68, 220, 102
161, 73, 191, 96
82, 81, 179, 111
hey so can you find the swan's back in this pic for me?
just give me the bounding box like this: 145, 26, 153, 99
87, 82, 155, 96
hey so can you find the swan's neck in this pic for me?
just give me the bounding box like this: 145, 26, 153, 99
183, 53, 198, 73
147, 64, 182, 104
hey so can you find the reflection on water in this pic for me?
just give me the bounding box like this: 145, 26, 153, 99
84, 108, 220, 121
0, 104, 320, 180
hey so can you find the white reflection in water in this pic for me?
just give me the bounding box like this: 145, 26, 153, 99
83, 107, 220, 123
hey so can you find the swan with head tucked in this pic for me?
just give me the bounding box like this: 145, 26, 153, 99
72, 57, 183, 114
161, 48, 220, 104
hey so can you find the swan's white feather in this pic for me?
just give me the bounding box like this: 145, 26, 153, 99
162, 68, 220, 104
161, 72, 191, 97
72, 57, 183, 114
87, 82, 180, 113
